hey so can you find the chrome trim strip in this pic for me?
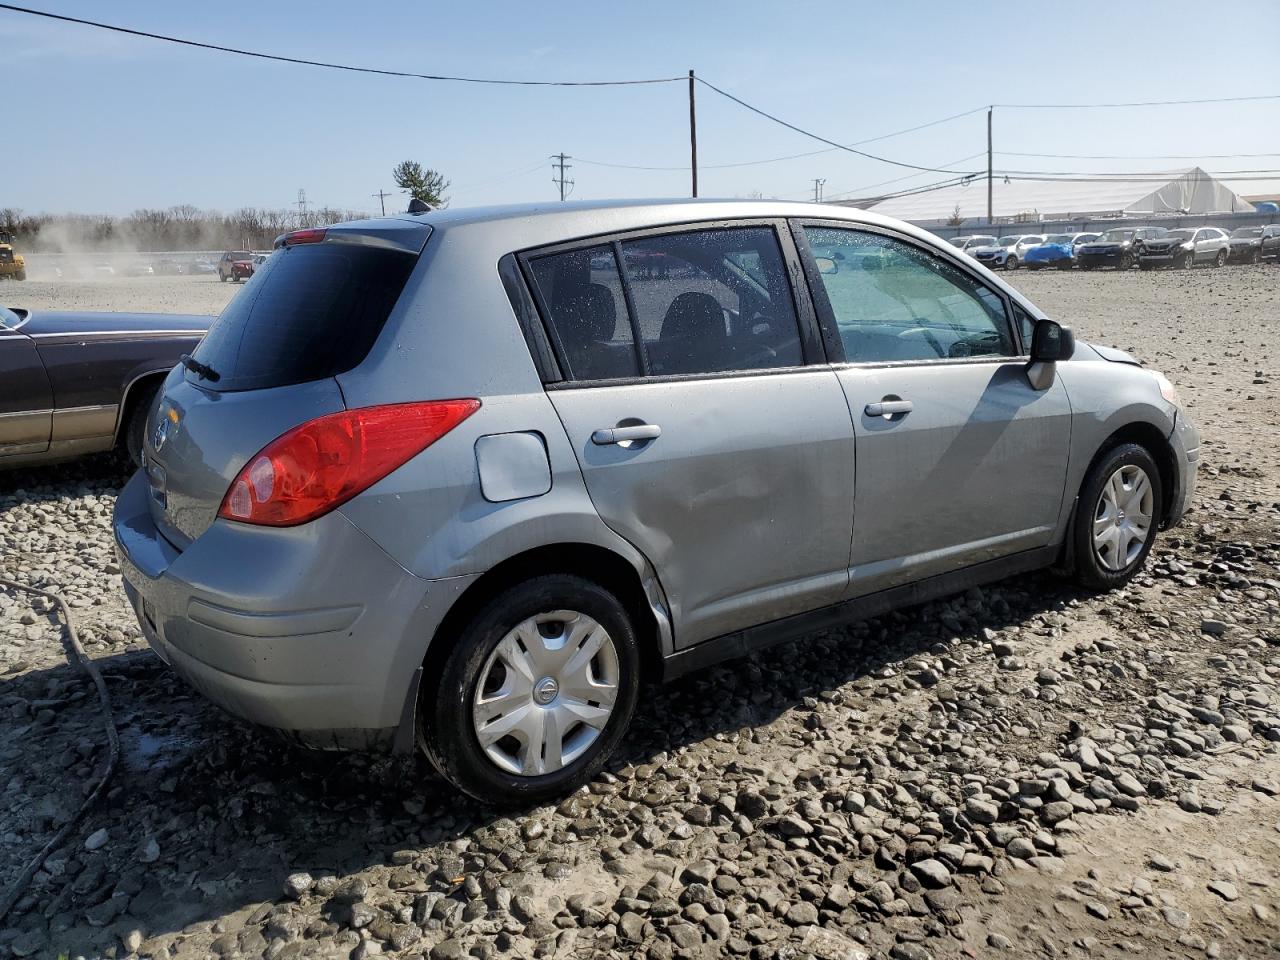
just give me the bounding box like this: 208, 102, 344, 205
28, 330, 204, 341
0, 408, 53, 418
52, 403, 119, 442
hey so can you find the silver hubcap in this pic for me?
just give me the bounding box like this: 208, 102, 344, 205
472, 610, 619, 777
1093, 465, 1154, 571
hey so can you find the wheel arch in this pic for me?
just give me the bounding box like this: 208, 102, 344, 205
112, 367, 169, 445
1085, 420, 1178, 529
405, 541, 671, 754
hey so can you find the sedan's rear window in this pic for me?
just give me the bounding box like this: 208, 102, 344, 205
190, 241, 417, 392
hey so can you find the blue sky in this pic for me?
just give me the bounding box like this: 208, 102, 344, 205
5, 0, 1279, 216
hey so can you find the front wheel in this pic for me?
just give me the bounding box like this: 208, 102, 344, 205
1007, 256, 1019, 271
1215, 249, 1227, 268
423, 574, 641, 804
1072, 443, 1162, 590
1120, 252, 1133, 270
1178, 254, 1193, 270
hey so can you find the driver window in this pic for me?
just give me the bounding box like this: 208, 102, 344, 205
618, 227, 803, 376
803, 226, 1016, 363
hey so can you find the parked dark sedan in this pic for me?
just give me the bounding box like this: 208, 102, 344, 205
0, 306, 210, 469
1261, 224, 1280, 263
1075, 227, 1168, 270
1226, 227, 1264, 264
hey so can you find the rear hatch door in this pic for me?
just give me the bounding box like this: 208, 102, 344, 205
144, 220, 430, 548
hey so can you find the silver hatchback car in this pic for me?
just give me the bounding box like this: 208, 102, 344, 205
114, 200, 1199, 802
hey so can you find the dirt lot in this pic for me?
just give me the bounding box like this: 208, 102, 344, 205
1, 265, 1278, 960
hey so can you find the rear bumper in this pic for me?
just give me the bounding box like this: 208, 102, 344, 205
113, 470, 476, 749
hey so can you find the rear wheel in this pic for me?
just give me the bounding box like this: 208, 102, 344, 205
1120, 251, 1133, 270
422, 574, 641, 804
1178, 253, 1193, 270
1214, 249, 1227, 268
123, 382, 160, 467
1072, 443, 1162, 590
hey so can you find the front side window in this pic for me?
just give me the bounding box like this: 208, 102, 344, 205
804, 226, 1015, 364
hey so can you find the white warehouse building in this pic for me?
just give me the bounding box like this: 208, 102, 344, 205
856, 167, 1256, 227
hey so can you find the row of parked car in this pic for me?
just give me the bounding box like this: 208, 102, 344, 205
949, 224, 1280, 271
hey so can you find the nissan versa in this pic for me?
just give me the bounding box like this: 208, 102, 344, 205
113, 200, 1200, 803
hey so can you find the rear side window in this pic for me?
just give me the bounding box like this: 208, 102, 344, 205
191, 241, 417, 392
527, 246, 639, 381
618, 228, 803, 376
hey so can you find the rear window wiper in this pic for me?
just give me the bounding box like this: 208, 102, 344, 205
180, 354, 221, 382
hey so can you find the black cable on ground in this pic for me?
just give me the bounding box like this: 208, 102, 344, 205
0, 577, 120, 922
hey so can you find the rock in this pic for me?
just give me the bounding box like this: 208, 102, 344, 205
283, 872, 314, 900
429, 940, 467, 960
85, 827, 109, 851
1086, 900, 1110, 920
138, 837, 161, 864
966, 797, 999, 824
1007, 838, 1036, 859
909, 859, 952, 889
1200, 619, 1227, 636
1149, 854, 1177, 872
801, 925, 869, 960
786, 900, 819, 925
1040, 801, 1074, 825
1177, 791, 1202, 813
1207, 881, 1238, 901
1113, 772, 1145, 797
987, 932, 1012, 949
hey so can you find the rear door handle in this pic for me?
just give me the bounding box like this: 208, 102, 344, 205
864, 399, 913, 417
591, 424, 662, 445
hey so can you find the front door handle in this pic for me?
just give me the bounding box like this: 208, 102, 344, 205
864, 399, 913, 418
591, 423, 662, 445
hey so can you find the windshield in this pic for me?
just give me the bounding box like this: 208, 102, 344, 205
1167, 229, 1195, 241
1046, 235, 1072, 244
967, 236, 996, 247
1098, 230, 1134, 242
1020, 236, 1044, 245
1231, 227, 1262, 238
228, 251, 252, 259
947, 237, 967, 248
997, 237, 1018, 247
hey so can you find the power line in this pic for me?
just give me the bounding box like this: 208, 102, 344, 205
0, 3, 682, 85
449, 159, 547, 195
576, 105, 989, 172
823, 153, 988, 202
999, 150, 1280, 161
693, 78, 979, 174
994, 94, 1280, 109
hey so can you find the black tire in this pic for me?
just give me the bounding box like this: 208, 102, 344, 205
123, 382, 160, 467
422, 574, 641, 804
1120, 251, 1133, 270
1007, 256, 1019, 271
1214, 249, 1227, 268
1179, 253, 1193, 270
14, 269, 25, 281
1072, 443, 1163, 591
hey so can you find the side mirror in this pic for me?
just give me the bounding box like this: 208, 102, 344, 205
814, 256, 838, 275
1027, 318, 1074, 390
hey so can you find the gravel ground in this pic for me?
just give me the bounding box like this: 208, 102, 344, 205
2, 264, 1279, 960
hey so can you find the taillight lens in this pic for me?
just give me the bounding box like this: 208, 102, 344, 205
218, 400, 480, 527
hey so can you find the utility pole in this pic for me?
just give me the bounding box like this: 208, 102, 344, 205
372, 189, 391, 216
812, 178, 826, 203
688, 69, 698, 198
551, 153, 574, 201
986, 107, 993, 225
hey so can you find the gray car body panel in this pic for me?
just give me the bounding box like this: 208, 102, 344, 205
113, 198, 1199, 749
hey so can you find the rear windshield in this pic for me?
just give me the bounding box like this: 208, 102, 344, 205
190, 241, 417, 392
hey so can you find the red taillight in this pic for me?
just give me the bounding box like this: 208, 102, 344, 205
283, 228, 327, 246
218, 400, 480, 527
